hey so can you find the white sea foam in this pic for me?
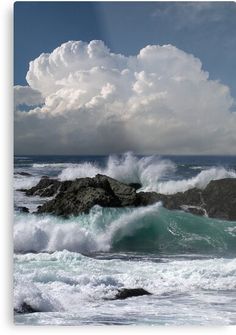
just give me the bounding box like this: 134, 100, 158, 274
57, 153, 236, 194
58, 152, 176, 186
14, 250, 236, 318
14, 175, 40, 190
32, 163, 74, 168
158, 167, 236, 194
13, 204, 161, 254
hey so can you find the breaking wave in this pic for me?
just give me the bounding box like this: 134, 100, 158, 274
14, 249, 236, 314
58, 152, 176, 188
57, 152, 236, 194
158, 167, 236, 194
14, 204, 236, 255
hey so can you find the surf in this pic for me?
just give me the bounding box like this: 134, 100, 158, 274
14, 204, 236, 255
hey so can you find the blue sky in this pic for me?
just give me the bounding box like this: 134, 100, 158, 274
14, 1, 236, 99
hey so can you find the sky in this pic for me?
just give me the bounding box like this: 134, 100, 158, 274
14, 1, 236, 155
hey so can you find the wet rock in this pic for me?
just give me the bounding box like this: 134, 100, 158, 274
129, 182, 142, 190
17, 206, 29, 213
203, 178, 236, 221
14, 302, 40, 314
23, 174, 236, 221
25, 176, 61, 197
114, 288, 152, 300
180, 205, 207, 217
36, 174, 138, 217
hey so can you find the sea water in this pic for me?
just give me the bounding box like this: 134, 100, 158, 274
13, 153, 236, 325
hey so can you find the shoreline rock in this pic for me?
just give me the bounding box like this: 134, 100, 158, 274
114, 288, 151, 300
22, 175, 236, 221
14, 302, 40, 314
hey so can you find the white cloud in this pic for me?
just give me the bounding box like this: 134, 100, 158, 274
14, 40, 236, 155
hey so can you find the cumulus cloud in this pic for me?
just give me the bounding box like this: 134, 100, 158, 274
14, 40, 236, 155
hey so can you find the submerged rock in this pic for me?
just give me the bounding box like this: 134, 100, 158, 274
14, 302, 40, 314
23, 174, 236, 221
114, 288, 152, 300
17, 206, 29, 213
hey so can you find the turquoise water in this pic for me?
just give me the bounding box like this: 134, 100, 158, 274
13, 153, 236, 325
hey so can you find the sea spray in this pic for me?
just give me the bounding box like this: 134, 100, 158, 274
57, 152, 236, 193
158, 167, 236, 194
13, 153, 236, 326
58, 152, 176, 187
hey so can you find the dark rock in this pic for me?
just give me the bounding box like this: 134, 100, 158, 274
180, 205, 206, 217
137, 191, 165, 206
14, 302, 40, 314
203, 178, 236, 221
25, 176, 61, 197
14, 171, 32, 177
17, 206, 29, 213
129, 182, 142, 190
114, 288, 152, 300
22, 174, 236, 221
37, 174, 138, 217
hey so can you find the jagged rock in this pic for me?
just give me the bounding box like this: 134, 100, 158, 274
14, 302, 40, 314
202, 178, 236, 221
114, 288, 152, 300
129, 182, 142, 190
25, 176, 61, 197
36, 174, 138, 217
23, 174, 236, 221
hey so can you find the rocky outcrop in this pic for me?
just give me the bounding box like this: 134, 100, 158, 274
23, 175, 236, 221
114, 288, 152, 300
35, 174, 139, 217
25, 176, 61, 197
202, 179, 236, 221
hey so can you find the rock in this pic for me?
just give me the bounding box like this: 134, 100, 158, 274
114, 288, 152, 300
25, 176, 61, 197
23, 174, 236, 221
129, 182, 142, 190
203, 178, 236, 221
17, 206, 29, 213
137, 191, 165, 206
180, 205, 206, 217
36, 174, 139, 217
14, 171, 32, 177
14, 302, 40, 314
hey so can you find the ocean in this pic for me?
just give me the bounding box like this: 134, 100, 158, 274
13, 153, 236, 325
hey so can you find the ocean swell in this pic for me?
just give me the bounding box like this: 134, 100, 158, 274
14, 204, 236, 255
